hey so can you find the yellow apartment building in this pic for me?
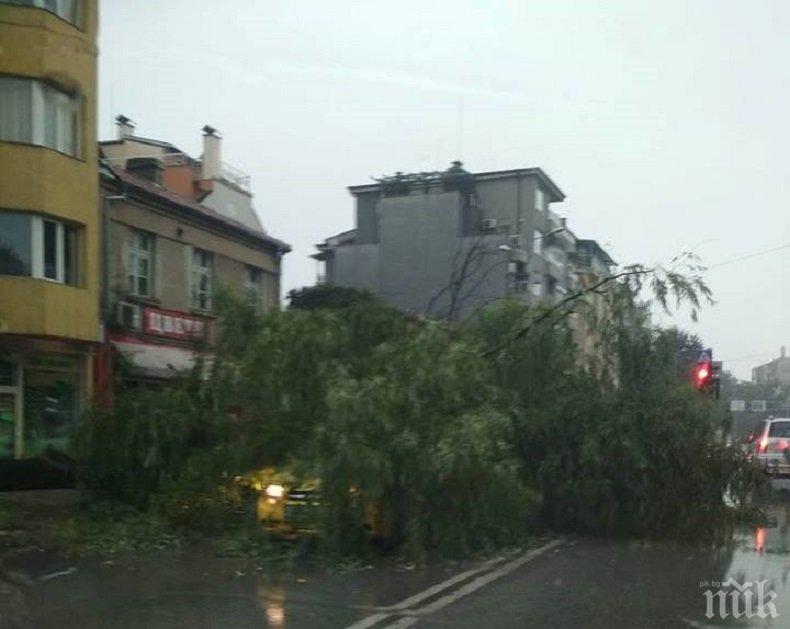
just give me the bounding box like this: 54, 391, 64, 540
0, 0, 99, 461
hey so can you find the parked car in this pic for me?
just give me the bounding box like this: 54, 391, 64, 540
746, 418, 790, 478
235, 467, 389, 539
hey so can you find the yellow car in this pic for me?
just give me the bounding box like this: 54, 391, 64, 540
235, 467, 388, 539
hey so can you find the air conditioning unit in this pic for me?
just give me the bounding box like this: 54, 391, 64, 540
117, 302, 141, 330
480, 218, 498, 230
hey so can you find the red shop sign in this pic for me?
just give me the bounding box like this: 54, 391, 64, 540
143, 307, 208, 341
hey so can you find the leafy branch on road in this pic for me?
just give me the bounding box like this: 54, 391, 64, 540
74, 259, 756, 561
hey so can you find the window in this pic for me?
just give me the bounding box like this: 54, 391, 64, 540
0, 214, 32, 276
533, 229, 543, 255
0, 77, 81, 156
769, 422, 790, 438
1, 0, 81, 25
0, 213, 80, 284
127, 230, 154, 297
245, 265, 264, 311
191, 249, 213, 310
529, 282, 543, 297
535, 188, 545, 211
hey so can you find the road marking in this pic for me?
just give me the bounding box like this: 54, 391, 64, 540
382, 617, 418, 629
347, 612, 392, 629
346, 539, 564, 629
345, 554, 508, 628
407, 539, 564, 617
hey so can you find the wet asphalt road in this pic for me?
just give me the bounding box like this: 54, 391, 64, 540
6, 487, 790, 628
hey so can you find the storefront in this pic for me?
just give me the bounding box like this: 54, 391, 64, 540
108, 305, 209, 384
0, 338, 92, 461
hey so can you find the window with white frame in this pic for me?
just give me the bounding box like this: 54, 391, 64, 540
0, 77, 80, 156
0, 212, 80, 284
1, 0, 81, 25
533, 229, 543, 255
126, 229, 154, 297
535, 188, 545, 211
191, 249, 213, 310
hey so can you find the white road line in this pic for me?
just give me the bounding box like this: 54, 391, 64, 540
346, 539, 563, 629
384, 553, 508, 612
347, 612, 392, 629
382, 617, 418, 629
346, 554, 508, 629
407, 539, 564, 617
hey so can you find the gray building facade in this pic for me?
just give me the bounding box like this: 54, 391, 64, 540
315, 163, 614, 320
753, 348, 790, 385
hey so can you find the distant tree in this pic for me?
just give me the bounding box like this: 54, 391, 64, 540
287, 285, 380, 311
653, 327, 705, 384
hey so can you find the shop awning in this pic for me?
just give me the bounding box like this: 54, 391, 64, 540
110, 334, 197, 380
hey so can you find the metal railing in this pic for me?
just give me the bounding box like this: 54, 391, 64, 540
220, 161, 251, 190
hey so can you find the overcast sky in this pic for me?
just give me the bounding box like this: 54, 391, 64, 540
99, 0, 790, 380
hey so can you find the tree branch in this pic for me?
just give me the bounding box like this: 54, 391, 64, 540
482, 267, 653, 357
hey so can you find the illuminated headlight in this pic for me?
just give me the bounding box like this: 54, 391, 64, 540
265, 484, 285, 499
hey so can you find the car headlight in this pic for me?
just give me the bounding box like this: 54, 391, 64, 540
265, 483, 285, 499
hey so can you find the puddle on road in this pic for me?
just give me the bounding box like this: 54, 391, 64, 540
698, 487, 790, 626
257, 583, 286, 628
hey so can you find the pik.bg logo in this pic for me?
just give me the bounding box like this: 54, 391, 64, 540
702, 577, 779, 620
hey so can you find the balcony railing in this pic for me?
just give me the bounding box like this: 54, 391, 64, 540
220, 161, 251, 191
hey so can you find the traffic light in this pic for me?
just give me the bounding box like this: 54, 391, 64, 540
692, 348, 721, 398
693, 361, 712, 389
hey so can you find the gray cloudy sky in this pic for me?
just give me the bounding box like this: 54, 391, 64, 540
99, 0, 790, 380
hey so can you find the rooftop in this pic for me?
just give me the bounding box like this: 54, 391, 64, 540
99, 159, 290, 254
348, 163, 566, 202
576, 239, 617, 267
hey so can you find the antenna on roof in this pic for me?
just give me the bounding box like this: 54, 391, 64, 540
456, 95, 464, 161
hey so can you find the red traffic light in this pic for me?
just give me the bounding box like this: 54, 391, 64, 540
693, 362, 712, 389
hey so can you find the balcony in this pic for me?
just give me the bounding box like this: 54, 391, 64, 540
546, 259, 565, 279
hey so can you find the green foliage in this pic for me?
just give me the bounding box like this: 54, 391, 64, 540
287, 284, 381, 311
316, 325, 538, 557
76, 387, 210, 507
213, 289, 407, 464
529, 386, 757, 537
51, 502, 183, 555
74, 262, 760, 559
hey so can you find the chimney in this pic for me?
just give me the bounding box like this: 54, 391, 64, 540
115, 114, 135, 139
126, 157, 163, 185
201, 125, 221, 180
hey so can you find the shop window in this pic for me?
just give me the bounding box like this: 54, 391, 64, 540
0, 361, 15, 386
0, 212, 81, 285
0, 77, 81, 157
191, 248, 213, 310
23, 357, 79, 457
0, 394, 14, 460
